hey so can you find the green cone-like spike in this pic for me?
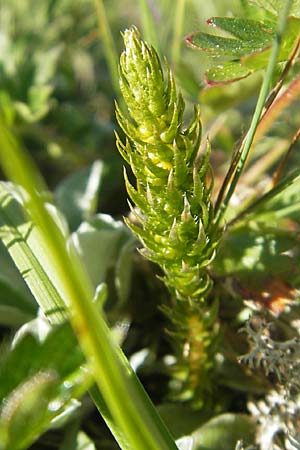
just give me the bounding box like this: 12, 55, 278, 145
116, 27, 221, 406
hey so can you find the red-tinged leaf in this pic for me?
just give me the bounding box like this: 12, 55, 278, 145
186, 32, 258, 57
206, 17, 275, 41
255, 78, 300, 140
204, 62, 252, 85
186, 17, 275, 58
200, 73, 262, 110
242, 17, 300, 70
187, 14, 299, 84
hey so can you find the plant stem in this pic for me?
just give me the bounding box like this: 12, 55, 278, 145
272, 126, 300, 185
214, 0, 293, 226
0, 122, 178, 450
261, 37, 300, 114
94, 0, 120, 97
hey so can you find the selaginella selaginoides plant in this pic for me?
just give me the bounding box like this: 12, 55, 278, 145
115, 27, 221, 406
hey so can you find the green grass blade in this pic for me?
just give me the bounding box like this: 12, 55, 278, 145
94, 0, 120, 97
171, 0, 187, 65
138, 0, 161, 54
89, 385, 132, 450
229, 169, 300, 226
0, 182, 66, 324
0, 122, 178, 450
0, 182, 131, 449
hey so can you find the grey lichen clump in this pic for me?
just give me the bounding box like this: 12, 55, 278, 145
240, 321, 300, 391
116, 27, 220, 403
241, 320, 300, 449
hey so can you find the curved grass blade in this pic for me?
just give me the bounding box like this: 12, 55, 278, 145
0, 122, 178, 450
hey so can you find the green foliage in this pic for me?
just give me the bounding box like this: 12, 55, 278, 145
213, 225, 297, 279
0, 0, 119, 195
250, 0, 300, 16
187, 18, 276, 58
0, 322, 88, 450
159, 407, 256, 450
116, 27, 219, 303
0, 0, 300, 449
241, 170, 300, 222
116, 27, 221, 405
191, 414, 256, 450
71, 213, 135, 309
186, 3, 300, 84
0, 125, 178, 450
0, 371, 59, 450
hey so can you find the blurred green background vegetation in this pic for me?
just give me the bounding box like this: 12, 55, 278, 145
0, 0, 244, 214
1, 1, 300, 449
